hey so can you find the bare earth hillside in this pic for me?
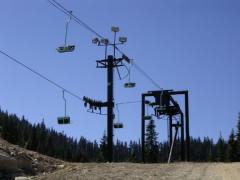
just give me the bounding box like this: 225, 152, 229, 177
0, 137, 63, 179
1, 138, 240, 180
35, 162, 240, 180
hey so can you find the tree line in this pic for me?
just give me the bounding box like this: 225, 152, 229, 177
0, 109, 239, 162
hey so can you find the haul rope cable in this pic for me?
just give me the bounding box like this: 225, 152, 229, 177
47, 0, 103, 39
116, 100, 141, 106
0, 49, 84, 102
115, 47, 163, 90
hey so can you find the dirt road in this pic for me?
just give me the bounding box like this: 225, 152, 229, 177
35, 162, 240, 180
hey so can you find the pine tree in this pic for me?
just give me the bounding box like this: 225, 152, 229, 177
236, 113, 240, 161
99, 131, 108, 162
227, 129, 237, 162
129, 141, 137, 162
145, 119, 159, 163
207, 139, 213, 162
216, 132, 226, 162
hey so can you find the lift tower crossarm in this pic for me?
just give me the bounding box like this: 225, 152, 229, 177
83, 96, 108, 108
96, 57, 125, 68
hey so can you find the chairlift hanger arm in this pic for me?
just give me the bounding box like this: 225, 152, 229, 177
62, 90, 67, 117
96, 57, 124, 68
64, 11, 72, 46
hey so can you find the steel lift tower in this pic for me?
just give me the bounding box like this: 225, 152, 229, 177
84, 27, 131, 162
96, 55, 130, 162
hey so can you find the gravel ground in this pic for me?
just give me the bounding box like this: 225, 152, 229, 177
34, 162, 240, 180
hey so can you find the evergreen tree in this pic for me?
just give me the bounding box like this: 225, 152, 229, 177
99, 131, 108, 162
236, 112, 240, 161
2, 108, 240, 163
207, 139, 214, 162
129, 141, 137, 162
216, 133, 226, 162
227, 129, 237, 162
201, 137, 212, 162
145, 119, 159, 163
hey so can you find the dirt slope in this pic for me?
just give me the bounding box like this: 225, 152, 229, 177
1, 137, 240, 180
35, 162, 240, 180
0, 137, 64, 179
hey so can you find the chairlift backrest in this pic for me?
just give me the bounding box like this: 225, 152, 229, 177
114, 122, 123, 129
144, 116, 152, 120
124, 82, 136, 88
58, 116, 70, 124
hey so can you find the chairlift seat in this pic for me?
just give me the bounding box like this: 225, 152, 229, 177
144, 100, 151, 105
155, 105, 180, 116
124, 82, 136, 88
57, 45, 75, 53
144, 116, 152, 120
58, 116, 70, 124
114, 123, 123, 129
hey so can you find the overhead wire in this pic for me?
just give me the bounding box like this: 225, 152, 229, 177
47, 0, 104, 38
47, 0, 163, 90
132, 61, 162, 90
47, 0, 70, 17
1, 0, 164, 121
116, 100, 141, 105
115, 47, 162, 90
0, 49, 84, 102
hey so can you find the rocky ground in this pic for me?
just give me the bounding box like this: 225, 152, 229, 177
1, 138, 240, 180
0, 137, 64, 180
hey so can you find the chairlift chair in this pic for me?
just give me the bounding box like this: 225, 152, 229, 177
57, 90, 71, 124
57, 11, 75, 53
144, 100, 151, 105
124, 60, 136, 88
57, 45, 75, 53
144, 115, 152, 120
144, 102, 152, 120
114, 122, 124, 129
124, 82, 136, 88
58, 116, 70, 124
114, 104, 124, 129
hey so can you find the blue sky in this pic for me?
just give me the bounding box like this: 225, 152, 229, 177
0, 0, 240, 143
